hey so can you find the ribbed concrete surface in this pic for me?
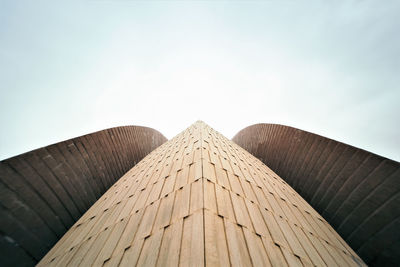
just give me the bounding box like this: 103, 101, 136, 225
233, 123, 400, 266
39, 121, 365, 267
0, 126, 166, 267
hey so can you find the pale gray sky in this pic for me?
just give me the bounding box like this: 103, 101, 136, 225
1, 1, 399, 161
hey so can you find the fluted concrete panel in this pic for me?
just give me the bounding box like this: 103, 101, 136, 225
233, 123, 400, 266
0, 126, 167, 267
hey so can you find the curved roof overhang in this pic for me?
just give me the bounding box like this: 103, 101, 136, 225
233, 123, 400, 266
0, 126, 167, 266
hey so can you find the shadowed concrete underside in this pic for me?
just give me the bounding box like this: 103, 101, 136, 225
0, 126, 167, 267
233, 123, 400, 266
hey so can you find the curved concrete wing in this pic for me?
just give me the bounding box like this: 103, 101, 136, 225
0, 126, 167, 266
233, 123, 400, 266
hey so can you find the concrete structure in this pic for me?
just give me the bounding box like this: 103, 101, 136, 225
0, 126, 166, 266
1, 121, 398, 266
37, 122, 365, 266
233, 123, 400, 266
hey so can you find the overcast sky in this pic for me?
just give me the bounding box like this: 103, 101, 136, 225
1, 1, 399, 161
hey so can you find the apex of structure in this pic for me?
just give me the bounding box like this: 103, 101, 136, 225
38, 123, 365, 266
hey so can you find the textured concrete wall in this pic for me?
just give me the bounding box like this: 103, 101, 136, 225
233, 123, 400, 266
0, 126, 167, 266
38, 122, 364, 267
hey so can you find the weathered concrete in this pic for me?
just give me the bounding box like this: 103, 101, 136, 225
38, 122, 365, 267
233, 123, 400, 266
0, 126, 166, 266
